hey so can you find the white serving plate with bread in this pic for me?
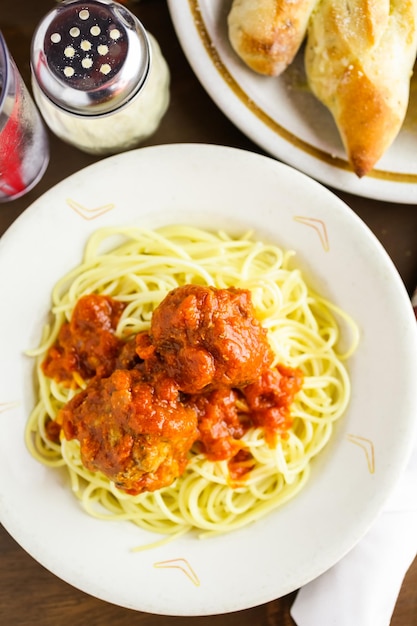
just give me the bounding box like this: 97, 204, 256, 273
168, 0, 417, 203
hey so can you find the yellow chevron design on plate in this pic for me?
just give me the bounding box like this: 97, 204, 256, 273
0, 401, 19, 413
66, 198, 115, 220
294, 216, 329, 252
154, 558, 200, 587
346, 434, 375, 474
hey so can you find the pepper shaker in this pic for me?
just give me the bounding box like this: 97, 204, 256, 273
30, 0, 170, 155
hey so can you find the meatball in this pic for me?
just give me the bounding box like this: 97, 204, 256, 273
58, 368, 198, 494
136, 284, 273, 394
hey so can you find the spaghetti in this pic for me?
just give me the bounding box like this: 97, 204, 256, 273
25, 225, 359, 542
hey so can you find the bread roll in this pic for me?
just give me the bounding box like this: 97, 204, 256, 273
228, 0, 319, 76
305, 0, 417, 177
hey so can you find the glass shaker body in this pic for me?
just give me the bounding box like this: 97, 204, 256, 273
30, 0, 170, 156
0, 32, 49, 202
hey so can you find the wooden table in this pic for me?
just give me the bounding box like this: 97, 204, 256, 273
1, 1, 416, 624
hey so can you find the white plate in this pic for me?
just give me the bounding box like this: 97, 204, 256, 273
167, 0, 417, 204
0, 144, 416, 616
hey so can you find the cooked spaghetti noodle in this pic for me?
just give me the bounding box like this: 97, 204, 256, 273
25, 225, 359, 543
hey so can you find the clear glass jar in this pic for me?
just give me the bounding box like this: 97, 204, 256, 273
30, 0, 170, 155
0, 31, 49, 201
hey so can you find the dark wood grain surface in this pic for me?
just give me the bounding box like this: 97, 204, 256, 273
1, 2, 416, 624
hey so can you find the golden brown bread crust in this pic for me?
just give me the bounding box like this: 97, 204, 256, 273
305, 0, 417, 177
228, 0, 319, 76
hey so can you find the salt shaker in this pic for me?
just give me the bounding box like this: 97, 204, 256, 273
30, 0, 170, 155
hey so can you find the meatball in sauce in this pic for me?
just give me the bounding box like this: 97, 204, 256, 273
136, 284, 274, 394
46, 286, 302, 494
59, 368, 198, 495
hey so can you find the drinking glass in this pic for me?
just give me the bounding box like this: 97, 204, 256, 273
0, 31, 49, 202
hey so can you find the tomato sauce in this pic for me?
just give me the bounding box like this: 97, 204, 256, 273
42, 294, 125, 385
242, 364, 303, 447
190, 387, 246, 461
44, 287, 303, 494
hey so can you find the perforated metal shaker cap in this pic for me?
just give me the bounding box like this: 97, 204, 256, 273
31, 0, 151, 115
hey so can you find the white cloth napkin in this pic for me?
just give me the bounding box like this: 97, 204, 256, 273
291, 441, 417, 626
291, 291, 417, 626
